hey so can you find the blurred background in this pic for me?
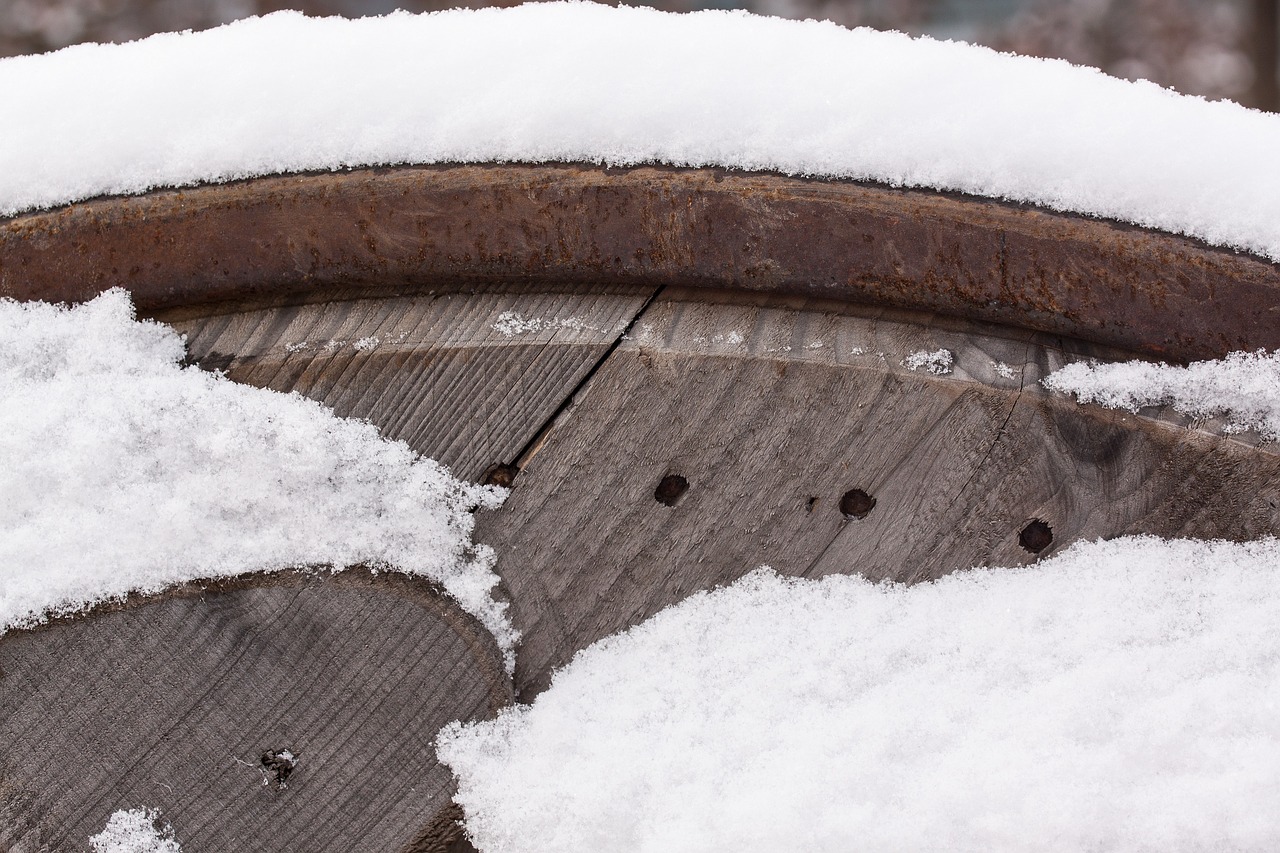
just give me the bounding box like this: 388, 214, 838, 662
0, 0, 1276, 111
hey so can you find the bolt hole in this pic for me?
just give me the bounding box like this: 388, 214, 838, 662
654, 474, 689, 506
481, 463, 518, 489
840, 488, 876, 520
1019, 519, 1054, 553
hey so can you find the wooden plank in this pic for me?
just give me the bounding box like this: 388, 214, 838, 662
476, 289, 1280, 699
165, 283, 654, 481
0, 570, 507, 853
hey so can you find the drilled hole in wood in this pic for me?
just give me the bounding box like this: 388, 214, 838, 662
840, 488, 876, 520
1019, 519, 1054, 553
654, 474, 689, 507
481, 463, 518, 489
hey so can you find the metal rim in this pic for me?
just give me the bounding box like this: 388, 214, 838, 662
3, 162, 1277, 361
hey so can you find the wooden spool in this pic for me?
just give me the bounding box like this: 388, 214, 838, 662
3, 164, 1280, 848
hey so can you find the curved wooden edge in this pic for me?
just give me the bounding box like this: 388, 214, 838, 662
2, 163, 1277, 362
3, 567, 511, 701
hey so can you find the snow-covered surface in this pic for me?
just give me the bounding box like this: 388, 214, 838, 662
1045, 349, 1280, 439
89, 809, 181, 853
0, 291, 515, 667
439, 539, 1280, 853
2, 3, 1280, 260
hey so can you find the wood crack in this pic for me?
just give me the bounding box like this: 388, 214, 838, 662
513, 285, 666, 470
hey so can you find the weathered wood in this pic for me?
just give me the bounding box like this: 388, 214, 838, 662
0, 570, 509, 853
3, 164, 1279, 362
166, 284, 654, 480
476, 289, 1280, 698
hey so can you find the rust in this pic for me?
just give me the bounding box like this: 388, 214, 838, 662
3, 163, 1279, 361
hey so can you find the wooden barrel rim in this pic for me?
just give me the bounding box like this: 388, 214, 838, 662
3, 162, 1278, 362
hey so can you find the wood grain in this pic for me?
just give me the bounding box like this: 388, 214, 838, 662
476, 289, 1280, 699
0, 570, 508, 853
166, 283, 654, 481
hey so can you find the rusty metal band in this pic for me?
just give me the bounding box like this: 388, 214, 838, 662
2, 163, 1277, 361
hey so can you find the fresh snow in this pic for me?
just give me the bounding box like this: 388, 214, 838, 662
1045, 349, 1280, 439
0, 290, 516, 668
2, 3, 1280, 261
89, 809, 181, 853
439, 539, 1280, 853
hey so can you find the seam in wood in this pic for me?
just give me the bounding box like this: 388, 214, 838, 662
513, 285, 666, 471
949, 340, 1031, 510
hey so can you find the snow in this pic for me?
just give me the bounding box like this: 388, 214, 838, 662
0, 290, 516, 668
491, 310, 596, 337
438, 538, 1280, 853
89, 809, 181, 853
903, 348, 954, 375
1044, 349, 1280, 439
1, 3, 1279, 261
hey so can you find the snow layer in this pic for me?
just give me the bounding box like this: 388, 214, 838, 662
89, 809, 181, 853
1045, 349, 1280, 439
0, 291, 515, 666
2, 3, 1280, 260
439, 538, 1280, 853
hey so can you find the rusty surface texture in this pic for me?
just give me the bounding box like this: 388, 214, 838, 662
2, 162, 1278, 361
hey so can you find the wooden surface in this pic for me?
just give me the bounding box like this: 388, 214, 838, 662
4, 163, 1280, 361
0, 570, 509, 853
167, 284, 655, 480
7, 163, 1280, 846
469, 288, 1280, 698
8, 283, 1279, 847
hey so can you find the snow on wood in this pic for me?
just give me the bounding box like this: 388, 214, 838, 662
0, 290, 516, 668
88, 809, 180, 853
1, 3, 1279, 261
439, 538, 1280, 853
1045, 349, 1280, 439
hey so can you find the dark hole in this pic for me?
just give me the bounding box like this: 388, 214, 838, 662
840, 488, 876, 520
481, 463, 518, 489
260, 749, 298, 789
1019, 519, 1054, 553
654, 474, 689, 506
806, 496, 819, 513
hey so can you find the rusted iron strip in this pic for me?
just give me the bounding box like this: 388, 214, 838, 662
2, 163, 1277, 361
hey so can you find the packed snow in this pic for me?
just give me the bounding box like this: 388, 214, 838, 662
439, 538, 1280, 853
0, 290, 516, 668
89, 809, 181, 853
1045, 349, 1280, 439
2, 3, 1280, 261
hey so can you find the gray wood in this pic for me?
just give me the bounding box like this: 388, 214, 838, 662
477, 289, 1280, 698
0, 570, 509, 853
166, 283, 655, 481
